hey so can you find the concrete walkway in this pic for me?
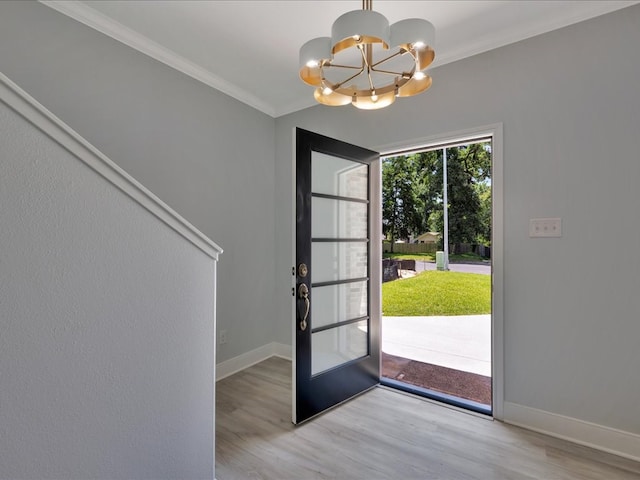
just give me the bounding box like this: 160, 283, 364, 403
382, 314, 491, 377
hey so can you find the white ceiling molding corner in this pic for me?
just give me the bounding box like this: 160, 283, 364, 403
39, 0, 276, 117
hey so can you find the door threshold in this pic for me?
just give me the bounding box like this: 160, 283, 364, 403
380, 377, 492, 416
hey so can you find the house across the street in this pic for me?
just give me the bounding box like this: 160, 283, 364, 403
413, 232, 441, 244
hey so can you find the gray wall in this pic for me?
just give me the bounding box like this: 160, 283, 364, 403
2, 0, 639, 457
0, 0, 276, 364
0, 85, 217, 479
275, 5, 640, 434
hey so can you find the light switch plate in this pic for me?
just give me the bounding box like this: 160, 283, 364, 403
529, 217, 562, 237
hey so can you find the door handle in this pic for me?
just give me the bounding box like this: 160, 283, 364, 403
298, 283, 309, 331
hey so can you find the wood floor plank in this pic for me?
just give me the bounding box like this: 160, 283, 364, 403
216, 357, 640, 480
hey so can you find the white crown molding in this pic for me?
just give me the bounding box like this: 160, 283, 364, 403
275, 97, 319, 118
0, 71, 223, 260
39, 0, 277, 118
432, 1, 640, 68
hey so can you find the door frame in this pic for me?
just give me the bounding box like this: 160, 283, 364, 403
288, 123, 503, 421
374, 123, 504, 420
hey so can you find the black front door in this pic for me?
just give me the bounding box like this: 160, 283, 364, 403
294, 128, 381, 424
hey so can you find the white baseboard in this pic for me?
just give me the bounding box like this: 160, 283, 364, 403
271, 342, 293, 360
504, 402, 640, 462
216, 342, 291, 381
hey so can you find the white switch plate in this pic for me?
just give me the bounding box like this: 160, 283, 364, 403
529, 217, 562, 237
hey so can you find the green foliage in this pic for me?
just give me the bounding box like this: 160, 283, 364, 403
382, 141, 492, 249
429, 143, 492, 246
382, 271, 491, 316
412, 149, 443, 236
475, 181, 492, 246
382, 155, 423, 248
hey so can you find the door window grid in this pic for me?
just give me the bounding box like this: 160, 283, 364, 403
311, 155, 370, 375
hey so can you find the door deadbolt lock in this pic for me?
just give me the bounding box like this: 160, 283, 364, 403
298, 263, 308, 278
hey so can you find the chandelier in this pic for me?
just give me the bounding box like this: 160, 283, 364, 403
299, 0, 435, 110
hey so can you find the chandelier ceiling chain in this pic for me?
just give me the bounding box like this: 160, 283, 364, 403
299, 0, 435, 110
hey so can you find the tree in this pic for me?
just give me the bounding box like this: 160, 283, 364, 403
412, 150, 442, 236
475, 181, 492, 246
429, 142, 492, 249
382, 141, 492, 253
382, 155, 422, 251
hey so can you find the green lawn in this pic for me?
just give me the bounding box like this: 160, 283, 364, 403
382, 271, 490, 316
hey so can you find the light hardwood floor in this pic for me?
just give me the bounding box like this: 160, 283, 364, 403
216, 357, 640, 480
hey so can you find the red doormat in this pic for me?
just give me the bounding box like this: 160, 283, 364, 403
382, 352, 492, 405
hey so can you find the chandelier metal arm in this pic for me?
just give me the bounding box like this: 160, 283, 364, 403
371, 68, 407, 77
358, 44, 376, 92
325, 63, 364, 70
367, 75, 375, 92
356, 44, 368, 68
371, 49, 404, 69
366, 44, 374, 70
358, 45, 374, 72
330, 68, 366, 90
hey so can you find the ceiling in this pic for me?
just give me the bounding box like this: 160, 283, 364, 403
43, 0, 638, 118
